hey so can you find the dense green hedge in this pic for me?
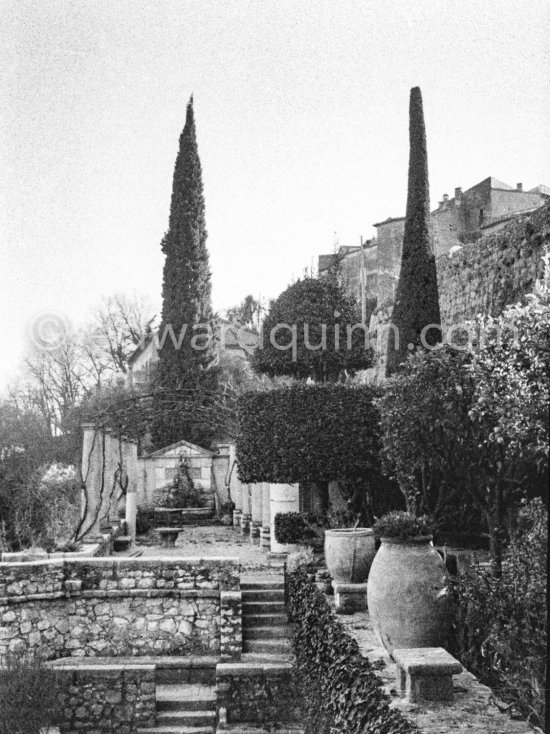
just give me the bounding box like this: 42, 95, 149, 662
274, 512, 320, 545
236, 384, 381, 484
287, 570, 418, 734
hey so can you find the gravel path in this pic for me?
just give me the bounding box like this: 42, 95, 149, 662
136, 524, 282, 574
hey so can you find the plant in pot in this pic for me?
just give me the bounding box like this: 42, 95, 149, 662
324, 510, 377, 584
367, 511, 452, 655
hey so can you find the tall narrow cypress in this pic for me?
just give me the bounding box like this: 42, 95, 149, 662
152, 97, 217, 448
386, 87, 441, 376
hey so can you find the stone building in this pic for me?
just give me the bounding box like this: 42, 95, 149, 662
127, 318, 258, 387
318, 176, 549, 315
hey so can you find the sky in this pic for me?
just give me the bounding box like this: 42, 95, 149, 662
1, 0, 549, 388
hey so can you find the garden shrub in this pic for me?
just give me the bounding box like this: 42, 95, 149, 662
373, 511, 433, 539
455, 498, 547, 728
287, 570, 418, 734
237, 383, 392, 521
0, 651, 60, 734
237, 384, 381, 484
135, 504, 156, 535
0, 463, 80, 552
274, 512, 319, 545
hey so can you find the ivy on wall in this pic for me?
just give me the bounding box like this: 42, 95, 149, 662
287, 570, 418, 734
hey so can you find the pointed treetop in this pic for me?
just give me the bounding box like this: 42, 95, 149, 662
385, 85, 441, 377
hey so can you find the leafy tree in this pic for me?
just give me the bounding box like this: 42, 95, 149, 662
251, 276, 373, 382
377, 273, 549, 573
386, 86, 441, 376
152, 97, 218, 448
226, 294, 262, 329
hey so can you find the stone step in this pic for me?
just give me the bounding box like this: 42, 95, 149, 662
241, 581, 285, 591
157, 711, 216, 727
137, 726, 213, 734
241, 589, 285, 602
242, 601, 286, 615
243, 613, 288, 627
154, 660, 218, 685
242, 626, 290, 640
157, 684, 216, 711
243, 639, 292, 654
216, 726, 303, 734
240, 652, 292, 664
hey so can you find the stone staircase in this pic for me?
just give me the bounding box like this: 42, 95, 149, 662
138, 578, 299, 734
137, 683, 216, 734
137, 659, 217, 734
241, 579, 292, 659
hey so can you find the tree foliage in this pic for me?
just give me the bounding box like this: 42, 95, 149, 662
456, 498, 547, 728
377, 270, 549, 570
237, 383, 390, 521
386, 86, 441, 376
152, 97, 218, 449
225, 294, 262, 329
250, 276, 373, 382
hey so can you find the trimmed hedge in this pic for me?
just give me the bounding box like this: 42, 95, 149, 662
274, 512, 320, 545
287, 570, 418, 734
236, 384, 381, 484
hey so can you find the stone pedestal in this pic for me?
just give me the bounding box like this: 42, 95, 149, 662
157, 527, 181, 547
240, 514, 251, 536
269, 483, 300, 554
232, 509, 242, 528
249, 521, 262, 544
332, 581, 368, 614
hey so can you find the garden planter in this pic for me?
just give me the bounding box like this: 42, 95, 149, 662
367, 535, 452, 655
324, 528, 376, 583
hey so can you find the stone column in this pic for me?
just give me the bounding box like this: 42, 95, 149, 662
80, 423, 104, 542
249, 483, 262, 544
260, 483, 271, 549
102, 429, 119, 528
269, 483, 300, 554
228, 444, 243, 527
240, 485, 251, 536
124, 439, 138, 540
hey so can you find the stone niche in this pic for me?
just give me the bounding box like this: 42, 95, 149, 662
0, 557, 241, 661
138, 439, 216, 509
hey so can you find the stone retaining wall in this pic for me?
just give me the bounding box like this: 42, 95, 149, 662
436, 202, 549, 329
53, 662, 156, 734
0, 557, 241, 661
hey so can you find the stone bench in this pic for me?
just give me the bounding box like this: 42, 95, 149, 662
113, 535, 132, 552
392, 647, 462, 703
157, 527, 181, 547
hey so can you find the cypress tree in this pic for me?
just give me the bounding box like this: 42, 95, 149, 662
152, 97, 218, 448
386, 87, 441, 377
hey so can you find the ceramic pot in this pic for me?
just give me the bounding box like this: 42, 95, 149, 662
367, 535, 452, 655
324, 528, 376, 583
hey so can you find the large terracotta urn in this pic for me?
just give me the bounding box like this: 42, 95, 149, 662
324, 528, 376, 583
367, 535, 452, 655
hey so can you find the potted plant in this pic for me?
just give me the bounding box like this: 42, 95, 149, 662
367, 511, 452, 655
324, 511, 376, 584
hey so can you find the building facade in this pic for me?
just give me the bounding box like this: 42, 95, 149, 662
319, 177, 549, 316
